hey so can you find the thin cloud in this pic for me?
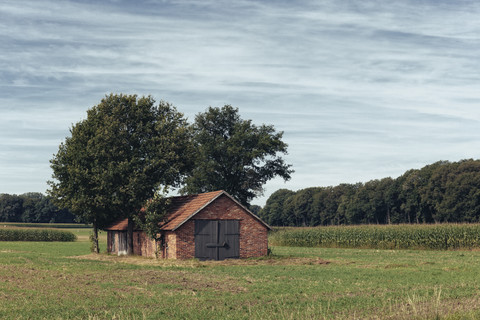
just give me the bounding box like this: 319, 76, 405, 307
1, 0, 479, 205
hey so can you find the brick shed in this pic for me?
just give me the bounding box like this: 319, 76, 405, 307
105, 190, 271, 260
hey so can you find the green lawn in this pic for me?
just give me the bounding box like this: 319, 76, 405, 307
1, 233, 480, 319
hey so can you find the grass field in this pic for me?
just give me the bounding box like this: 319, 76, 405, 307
1, 227, 480, 319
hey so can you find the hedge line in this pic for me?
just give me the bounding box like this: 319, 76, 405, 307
269, 224, 480, 250
0, 228, 77, 242
2, 223, 91, 229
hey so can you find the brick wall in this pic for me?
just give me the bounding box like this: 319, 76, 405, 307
175, 222, 194, 259
175, 194, 268, 259
132, 231, 157, 258
164, 231, 177, 259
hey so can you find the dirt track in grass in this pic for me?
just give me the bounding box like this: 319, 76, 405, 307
72, 253, 331, 267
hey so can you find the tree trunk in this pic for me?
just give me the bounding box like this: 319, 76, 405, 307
92, 223, 99, 254
127, 217, 134, 255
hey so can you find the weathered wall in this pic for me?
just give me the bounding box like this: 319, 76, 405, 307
161, 231, 174, 259
107, 231, 115, 254
175, 194, 268, 259
133, 231, 157, 257
107, 231, 125, 255
107, 231, 157, 257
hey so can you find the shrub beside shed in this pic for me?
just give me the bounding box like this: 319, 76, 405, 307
105, 190, 271, 260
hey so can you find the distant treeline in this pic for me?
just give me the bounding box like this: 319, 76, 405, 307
259, 159, 480, 226
0, 193, 75, 223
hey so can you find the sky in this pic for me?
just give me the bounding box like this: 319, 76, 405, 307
1, 0, 480, 206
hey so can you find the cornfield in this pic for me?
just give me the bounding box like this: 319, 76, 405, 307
0, 228, 77, 242
269, 224, 480, 250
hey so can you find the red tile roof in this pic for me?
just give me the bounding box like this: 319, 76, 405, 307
105, 218, 129, 231
159, 190, 224, 230
105, 190, 270, 232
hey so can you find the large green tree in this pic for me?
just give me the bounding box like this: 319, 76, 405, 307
181, 105, 293, 205
48, 94, 193, 253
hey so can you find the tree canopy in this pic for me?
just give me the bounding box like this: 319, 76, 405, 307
181, 105, 293, 205
48, 94, 193, 252
259, 159, 480, 226
0, 193, 74, 223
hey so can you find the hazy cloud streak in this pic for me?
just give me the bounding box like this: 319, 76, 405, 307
1, 0, 479, 204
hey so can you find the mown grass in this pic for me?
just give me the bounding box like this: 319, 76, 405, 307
2, 228, 480, 319
269, 224, 480, 250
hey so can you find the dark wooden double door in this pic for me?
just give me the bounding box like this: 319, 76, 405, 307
194, 220, 239, 260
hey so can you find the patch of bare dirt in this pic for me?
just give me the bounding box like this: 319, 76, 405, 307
0, 249, 25, 253
72, 253, 331, 267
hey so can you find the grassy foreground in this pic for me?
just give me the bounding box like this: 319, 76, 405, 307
1, 231, 480, 319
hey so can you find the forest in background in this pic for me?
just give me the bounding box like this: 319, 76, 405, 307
0, 193, 75, 223
259, 159, 480, 226
4, 159, 480, 226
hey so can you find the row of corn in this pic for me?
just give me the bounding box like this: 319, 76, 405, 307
0, 228, 77, 242
269, 224, 480, 250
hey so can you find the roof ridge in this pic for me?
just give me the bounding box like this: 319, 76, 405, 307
169, 190, 223, 200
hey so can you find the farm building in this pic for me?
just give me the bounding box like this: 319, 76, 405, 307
105, 190, 271, 260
